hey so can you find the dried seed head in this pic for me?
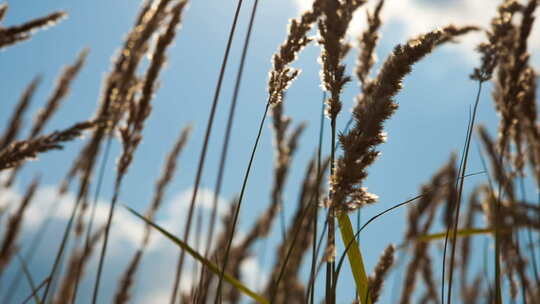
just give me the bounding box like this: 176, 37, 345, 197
268, 0, 322, 106
369, 244, 395, 303
0, 10, 67, 49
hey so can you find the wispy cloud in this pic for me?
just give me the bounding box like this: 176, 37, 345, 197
0, 180, 265, 302
295, 0, 540, 66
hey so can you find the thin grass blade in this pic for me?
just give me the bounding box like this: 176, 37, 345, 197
418, 228, 500, 242
15, 253, 41, 304
125, 205, 269, 304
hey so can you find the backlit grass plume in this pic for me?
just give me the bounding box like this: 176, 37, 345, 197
329, 26, 477, 214
267, 0, 322, 106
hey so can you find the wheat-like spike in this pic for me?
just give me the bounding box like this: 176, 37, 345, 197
95, 0, 170, 134
4, 50, 87, 187
368, 244, 395, 303
93, 3, 188, 302
406, 155, 456, 241
355, 0, 384, 88
3, 50, 87, 187
0, 10, 66, 49
491, 0, 537, 174
478, 125, 516, 201
0, 121, 97, 171
40, 2, 179, 303
266, 155, 330, 303
0, 3, 7, 23
400, 241, 428, 304
435, 25, 479, 46
30, 49, 88, 138
113, 125, 191, 304
53, 226, 105, 304
400, 155, 457, 304
519, 67, 540, 187
471, 0, 522, 81
419, 255, 438, 303
330, 26, 475, 214
63, 0, 169, 192
117, 0, 187, 179
267, 0, 322, 106
0, 176, 39, 274
318, 0, 366, 120
0, 76, 41, 150
463, 275, 484, 304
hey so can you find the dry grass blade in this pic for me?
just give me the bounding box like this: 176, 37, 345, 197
240, 103, 305, 245
215, 99, 268, 303
309, 92, 326, 304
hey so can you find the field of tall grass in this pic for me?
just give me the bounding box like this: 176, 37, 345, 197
0, 0, 539, 303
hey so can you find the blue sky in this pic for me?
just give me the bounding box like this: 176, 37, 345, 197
1, 0, 539, 303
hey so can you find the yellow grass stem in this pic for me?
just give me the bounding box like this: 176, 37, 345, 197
337, 213, 371, 304
418, 228, 502, 242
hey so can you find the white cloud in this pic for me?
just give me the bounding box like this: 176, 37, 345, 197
0, 181, 264, 302
161, 186, 229, 235
241, 255, 268, 291
295, 0, 540, 67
